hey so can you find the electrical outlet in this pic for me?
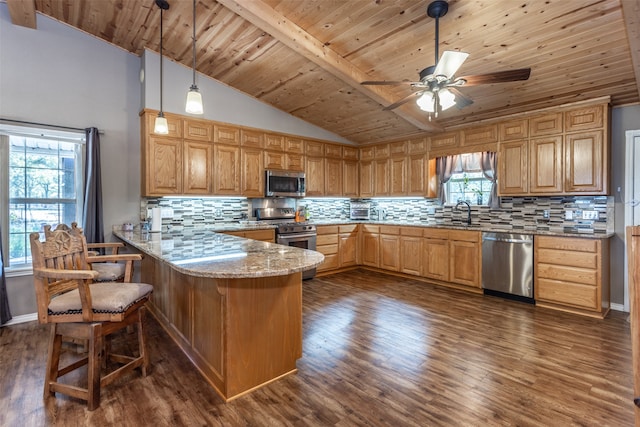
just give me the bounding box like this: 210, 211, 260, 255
565, 210, 573, 220
583, 210, 599, 220
543, 210, 550, 219
161, 207, 174, 218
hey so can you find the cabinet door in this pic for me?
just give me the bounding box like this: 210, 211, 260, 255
400, 236, 422, 276
264, 150, 285, 170
214, 144, 240, 194
339, 232, 358, 267
498, 140, 528, 195
241, 147, 264, 197
408, 154, 426, 196
285, 137, 304, 154
449, 240, 480, 287
390, 156, 407, 195
343, 160, 359, 197
423, 238, 449, 281
146, 137, 182, 195
379, 234, 400, 272
374, 159, 390, 196
361, 232, 379, 267
529, 136, 563, 194
325, 158, 343, 196
305, 156, 325, 196
184, 140, 213, 194
286, 154, 305, 171
359, 161, 375, 197
564, 130, 604, 194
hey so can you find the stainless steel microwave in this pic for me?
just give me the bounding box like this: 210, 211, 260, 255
265, 170, 306, 197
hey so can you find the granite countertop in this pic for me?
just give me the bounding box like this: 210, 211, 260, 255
114, 229, 324, 279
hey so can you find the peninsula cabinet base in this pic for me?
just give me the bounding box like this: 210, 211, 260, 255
141, 257, 302, 401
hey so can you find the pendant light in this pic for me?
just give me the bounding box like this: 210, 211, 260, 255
185, 0, 204, 114
154, 0, 170, 134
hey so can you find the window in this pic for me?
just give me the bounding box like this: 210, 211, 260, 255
444, 153, 492, 206
1, 127, 84, 269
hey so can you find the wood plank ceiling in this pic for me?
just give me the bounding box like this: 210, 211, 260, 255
8, 0, 640, 145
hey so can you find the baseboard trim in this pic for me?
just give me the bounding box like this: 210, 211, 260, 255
610, 303, 626, 313
1, 313, 38, 327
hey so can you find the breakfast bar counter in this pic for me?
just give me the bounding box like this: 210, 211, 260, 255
114, 229, 324, 401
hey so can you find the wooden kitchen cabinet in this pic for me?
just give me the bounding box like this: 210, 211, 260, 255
390, 156, 407, 195
325, 158, 343, 196
400, 227, 422, 276
535, 235, 610, 318
222, 229, 275, 243
359, 161, 374, 197
214, 144, 240, 195
498, 140, 528, 195
422, 229, 449, 282
448, 230, 481, 288
305, 156, 325, 196
264, 150, 285, 170
564, 130, 605, 193
529, 136, 563, 194
374, 159, 390, 196
379, 226, 400, 272
241, 147, 264, 197
343, 160, 359, 197
145, 137, 183, 195
183, 140, 213, 195
316, 225, 339, 272
408, 154, 427, 196
286, 154, 305, 171
339, 224, 358, 268
360, 224, 380, 267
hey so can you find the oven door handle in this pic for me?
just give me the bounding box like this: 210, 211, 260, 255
277, 233, 317, 241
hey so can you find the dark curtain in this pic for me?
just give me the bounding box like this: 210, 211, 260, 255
0, 224, 11, 325
82, 128, 104, 245
480, 152, 499, 209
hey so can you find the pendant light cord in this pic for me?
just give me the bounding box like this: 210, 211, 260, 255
159, 6, 164, 114
191, 0, 196, 88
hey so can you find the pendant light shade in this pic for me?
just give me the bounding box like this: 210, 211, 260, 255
154, 0, 170, 134
185, 0, 204, 115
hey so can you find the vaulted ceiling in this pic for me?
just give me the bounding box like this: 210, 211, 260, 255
6, 0, 640, 145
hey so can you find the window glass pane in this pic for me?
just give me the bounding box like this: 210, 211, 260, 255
9, 233, 29, 266
26, 167, 60, 198
61, 170, 76, 198
9, 167, 25, 198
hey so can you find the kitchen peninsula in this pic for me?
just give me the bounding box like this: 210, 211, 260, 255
114, 229, 324, 401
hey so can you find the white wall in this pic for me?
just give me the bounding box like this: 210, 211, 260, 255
141, 49, 352, 144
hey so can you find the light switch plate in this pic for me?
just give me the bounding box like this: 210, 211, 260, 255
565, 210, 573, 220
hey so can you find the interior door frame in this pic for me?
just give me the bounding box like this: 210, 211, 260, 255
624, 129, 640, 312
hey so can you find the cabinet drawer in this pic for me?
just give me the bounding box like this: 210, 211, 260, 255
317, 244, 338, 255
339, 224, 358, 233
317, 225, 339, 235
401, 226, 423, 237
536, 278, 598, 309
361, 224, 380, 233
423, 228, 449, 239
449, 230, 480, 243
317, 234, 338, 246
537, 264, 597, 286
536, 236, 597, 252
536, 248, 597, 269
379, 225, 400, 235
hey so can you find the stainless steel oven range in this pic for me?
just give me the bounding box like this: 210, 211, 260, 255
255, 206, 317, 280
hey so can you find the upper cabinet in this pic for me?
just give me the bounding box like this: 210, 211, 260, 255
497, 101, 609, 197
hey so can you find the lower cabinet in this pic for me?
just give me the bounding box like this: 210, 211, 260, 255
221, 229, 275, 243
338, 224, 358, 267
379, 226, 400, 272
360, 224, 380, 267
316, 225, 339, 272
400, 227, 423, 276
423, 229, 450, 282
448, 230, 481, 288
535, 235, 610, 318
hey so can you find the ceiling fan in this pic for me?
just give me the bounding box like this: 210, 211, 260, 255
362, 0, 531, 118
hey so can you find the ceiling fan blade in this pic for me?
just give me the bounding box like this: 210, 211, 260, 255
383, 91, 425, 111
433, 51, 469, 79
447, 87, 474, 109
456, 68, 531, 86
361, 80, 415, 86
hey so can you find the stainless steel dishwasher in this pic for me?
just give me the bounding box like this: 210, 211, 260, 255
481, 232, 534, 302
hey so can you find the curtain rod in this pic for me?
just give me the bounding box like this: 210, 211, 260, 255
0, 118, 105, 135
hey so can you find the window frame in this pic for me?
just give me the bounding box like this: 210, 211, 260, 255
0, 125, 85, 272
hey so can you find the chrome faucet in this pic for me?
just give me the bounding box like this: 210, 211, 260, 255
455, 201, 471, 226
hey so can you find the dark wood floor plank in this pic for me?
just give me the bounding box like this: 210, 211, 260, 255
0, 268, 633, 426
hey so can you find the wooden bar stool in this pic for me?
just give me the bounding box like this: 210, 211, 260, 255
29, 224, 153, 410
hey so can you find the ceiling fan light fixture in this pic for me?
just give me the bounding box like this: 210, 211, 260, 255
185, 0, 204, 115
439, 88, 456, 111
417, 92, 435, 112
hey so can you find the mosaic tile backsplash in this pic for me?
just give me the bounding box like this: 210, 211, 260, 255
143, 195, 613, 235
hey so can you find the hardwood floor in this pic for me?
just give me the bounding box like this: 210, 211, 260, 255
0, 269, 633, 426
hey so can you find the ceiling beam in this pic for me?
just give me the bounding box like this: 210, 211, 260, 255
621, 0, 640, 103
6, 0, 37, 29
216, 0, 442, 133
